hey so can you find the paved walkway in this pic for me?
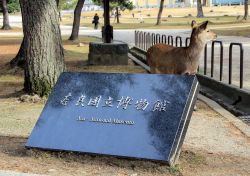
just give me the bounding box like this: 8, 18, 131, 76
0, 170, 43, 176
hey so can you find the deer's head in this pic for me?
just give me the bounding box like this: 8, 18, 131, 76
191, 20, 217, 43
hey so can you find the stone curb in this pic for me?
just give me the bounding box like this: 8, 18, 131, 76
198, 94, 250, 139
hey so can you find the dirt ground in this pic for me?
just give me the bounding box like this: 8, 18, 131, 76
0, 99, 249, 176
0, 37, 249, 176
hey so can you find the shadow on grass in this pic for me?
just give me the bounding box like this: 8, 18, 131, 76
0, 90, 25, 99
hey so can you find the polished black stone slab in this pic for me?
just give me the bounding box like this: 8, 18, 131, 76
26, 72, 199, 165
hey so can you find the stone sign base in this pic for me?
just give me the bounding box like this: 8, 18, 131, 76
88, 42, 128, 65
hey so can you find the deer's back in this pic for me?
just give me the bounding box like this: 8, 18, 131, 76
147, 44, 182, 74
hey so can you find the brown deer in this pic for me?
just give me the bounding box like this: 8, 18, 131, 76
146, 21, 217, 75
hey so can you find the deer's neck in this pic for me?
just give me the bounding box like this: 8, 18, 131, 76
186, 38, 205, 61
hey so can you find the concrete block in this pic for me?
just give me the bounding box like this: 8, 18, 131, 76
88, 42, 128, 65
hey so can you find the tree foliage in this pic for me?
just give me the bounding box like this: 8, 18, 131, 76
92, 0, 134, 11
0, 0, 20, 13
7, 0, 20, 13
59, 0, 78, 10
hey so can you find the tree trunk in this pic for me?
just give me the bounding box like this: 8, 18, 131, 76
243, 0, 249, 20
204, 0, 207, 6
197, 0, 204, 18
1, 0, 12, 30
20, 0, 65, 97
10, 40, 25, 68
59, 11, 62, 21
156, 0, 164, 25
56, 0, 62, 21
145, 0, 149, 8
116, 7, 120, 24
10, 0, 61, 68
135, 0, 138, 8
69, 0, 85, 41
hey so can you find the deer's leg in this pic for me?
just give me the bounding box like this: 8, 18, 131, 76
155, 67, 163, 74
183, 72, 191, 75
190, 71, 197, 75
193, 105, 198, 111
150, 67, 156, 74
150, 66, 162, 74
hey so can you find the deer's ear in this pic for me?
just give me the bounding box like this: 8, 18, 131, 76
191, 20, 197, 28
199, 21, 209, 31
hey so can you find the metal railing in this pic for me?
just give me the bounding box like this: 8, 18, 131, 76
134, 30, 245, 89
229, 43, 244, 88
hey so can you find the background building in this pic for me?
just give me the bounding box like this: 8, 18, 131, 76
131, 0, 244, 8
82, 0, 102, 11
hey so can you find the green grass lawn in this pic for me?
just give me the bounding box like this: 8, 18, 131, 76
62, 36, 101, 58
213, 26, 250, 37
61, 16, 250, 29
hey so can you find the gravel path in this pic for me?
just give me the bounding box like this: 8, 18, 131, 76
185, 98, 250, 158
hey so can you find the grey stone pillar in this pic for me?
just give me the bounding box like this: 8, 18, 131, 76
88, 41, 129, 65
